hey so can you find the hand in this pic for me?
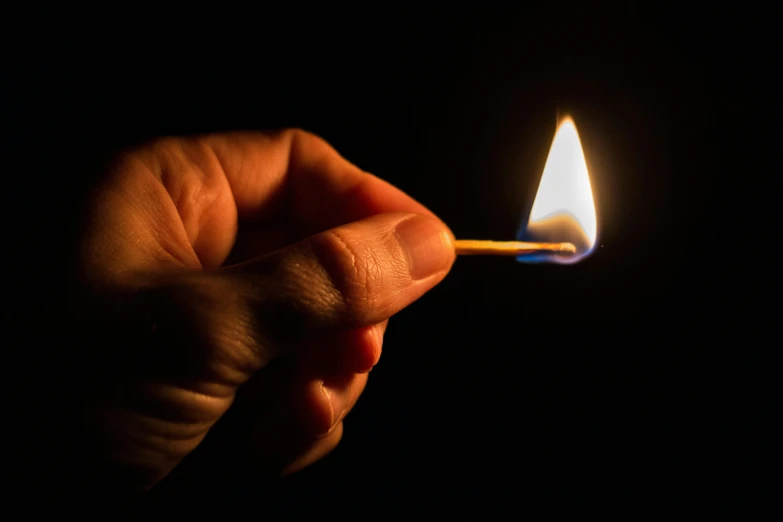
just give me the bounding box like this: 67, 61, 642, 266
73, 129, 455, 493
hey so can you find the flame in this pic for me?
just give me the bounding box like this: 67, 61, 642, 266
517, 116, 597, 264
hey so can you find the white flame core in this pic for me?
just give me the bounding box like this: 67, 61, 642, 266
529, 117, 597, 248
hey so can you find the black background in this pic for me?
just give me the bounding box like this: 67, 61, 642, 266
2, 3, 771, 511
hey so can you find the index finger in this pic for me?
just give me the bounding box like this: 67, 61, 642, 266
205, 129, 437, 233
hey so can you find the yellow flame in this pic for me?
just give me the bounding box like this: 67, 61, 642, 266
526, 117, 597, 261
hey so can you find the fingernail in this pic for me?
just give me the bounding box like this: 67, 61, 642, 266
319, 381, 337, 430
395, 216, 455, 280
370, 323, 385, 368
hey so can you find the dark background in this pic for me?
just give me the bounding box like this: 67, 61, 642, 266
2, 4, 771, 511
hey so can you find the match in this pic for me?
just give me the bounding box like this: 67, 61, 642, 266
454, 240, 577, 256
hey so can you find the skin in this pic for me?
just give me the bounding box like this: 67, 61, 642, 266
72, 129, 456, 493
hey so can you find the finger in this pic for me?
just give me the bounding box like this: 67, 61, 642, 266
245, 369, 368, 446
298, 372, 369, 436
250, 372, 367, 473
197, 130, 441, 265
343, 320, 387, 374
127, 130, 441, 270
247, 414, 344, 479
236, 319, 385, 413
250, 372, 367, 450
303, 320, 388, 375
206, 129, 437, 228
225, 212, 455, 337
280, 422, 343, 477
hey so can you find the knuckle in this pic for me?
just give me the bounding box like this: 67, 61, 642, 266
285, 128, 335, 162
311, 229, 382, 319
282, 127, 314, 152
285, 127, 320, 144
284, 127, 309, 139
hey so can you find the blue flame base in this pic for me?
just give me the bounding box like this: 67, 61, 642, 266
515, 215, 593, 265
515, 222, 556, 264
515, 253, 553, 264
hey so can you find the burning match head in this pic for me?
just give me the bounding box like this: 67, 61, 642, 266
517, 214, 594, 264
553, 242, 578, 254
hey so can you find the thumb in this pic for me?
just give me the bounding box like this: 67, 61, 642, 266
225, 212, 455, 340
111, 212, 453, 391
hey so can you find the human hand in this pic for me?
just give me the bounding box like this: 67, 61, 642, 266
73, 129, 455, 493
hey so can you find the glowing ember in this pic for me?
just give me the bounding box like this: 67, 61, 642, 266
517, 116, 597, 264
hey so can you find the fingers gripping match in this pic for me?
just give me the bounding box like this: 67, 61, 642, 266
231, 212, 455, 330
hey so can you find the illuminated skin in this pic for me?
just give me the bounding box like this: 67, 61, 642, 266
75, 130, 456, 492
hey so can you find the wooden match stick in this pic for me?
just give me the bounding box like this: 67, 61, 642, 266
454, 240, 577, 256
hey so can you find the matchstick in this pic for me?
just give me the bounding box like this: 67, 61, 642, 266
454, 240, 577, 256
